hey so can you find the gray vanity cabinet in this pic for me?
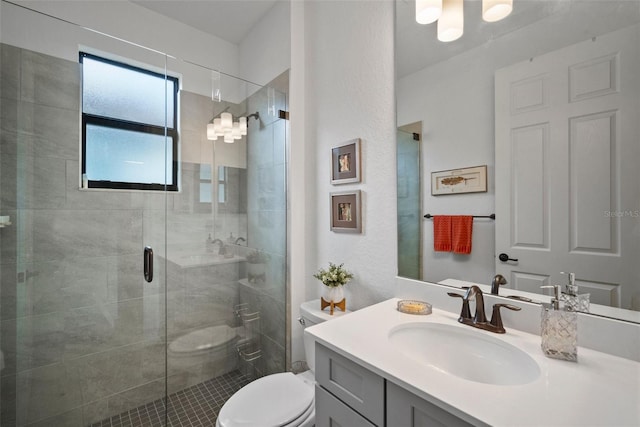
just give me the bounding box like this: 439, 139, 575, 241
386, 381, 474, 427
315, 385, 376, 427
315, 343, 384, 426
315, 343, 474, 427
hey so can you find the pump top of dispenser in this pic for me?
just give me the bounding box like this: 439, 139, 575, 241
561, 272, 577, 296
541, 285, 561, 310
560, 272, 590, 312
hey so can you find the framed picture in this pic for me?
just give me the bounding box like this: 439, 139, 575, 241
330, 190, 361, 233
331, 139, 361, 184
431, 165, 488, 196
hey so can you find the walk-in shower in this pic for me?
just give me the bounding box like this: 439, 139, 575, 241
0, 2, 288, 425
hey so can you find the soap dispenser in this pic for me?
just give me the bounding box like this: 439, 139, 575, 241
560, 272, 590, 313
540, 285, 577, 362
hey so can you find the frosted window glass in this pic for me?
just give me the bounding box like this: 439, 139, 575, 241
200, 183, 212, 203
85, 124, 172, 185
200, 164, 212, 180
218, 184, 225, 203
82, 56, 175, 128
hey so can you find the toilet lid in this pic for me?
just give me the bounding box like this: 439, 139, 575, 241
217, 372, 314, 427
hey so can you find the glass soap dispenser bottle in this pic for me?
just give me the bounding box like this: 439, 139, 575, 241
540, 284, 577, 362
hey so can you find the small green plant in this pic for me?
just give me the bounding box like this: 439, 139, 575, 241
313, 262, 353, 287
246, 249, 270, 264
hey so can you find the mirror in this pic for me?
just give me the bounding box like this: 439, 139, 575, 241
216, 166, 248, 214
395, 0, 640, 322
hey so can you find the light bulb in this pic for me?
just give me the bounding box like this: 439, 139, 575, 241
239, 117, 247, 136
213, 118, 224, 136
224, 132, 234, 143
232, 122, 242, 140
221, 112, 232, 131
482, 0, 512, 22
437, 0, 464, 42
415, 0, 442, 24
206, 123, 217, 140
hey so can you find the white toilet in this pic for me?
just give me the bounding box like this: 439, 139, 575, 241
216, 299, 350, 427
168, 324, 240, 379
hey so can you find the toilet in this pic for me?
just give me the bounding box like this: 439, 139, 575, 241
168, 324, 240, 379
216, 299, 350, 427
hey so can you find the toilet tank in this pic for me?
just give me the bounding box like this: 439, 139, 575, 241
300, 299, 350, 372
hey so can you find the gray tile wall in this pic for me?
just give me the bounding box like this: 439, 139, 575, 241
240, 73, 289, 376
0, 44, 248, 426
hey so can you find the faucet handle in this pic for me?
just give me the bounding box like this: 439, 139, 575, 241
448, 292, 471, 321
489, 303, 521, 333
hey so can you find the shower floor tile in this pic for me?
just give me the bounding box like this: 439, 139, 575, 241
90, 370, 250, 427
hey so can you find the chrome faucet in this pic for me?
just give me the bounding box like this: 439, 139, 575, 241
235, 236, 246, 245
448, 285, 521, 334
491, 274, 507, 295
211, 238, 226, 255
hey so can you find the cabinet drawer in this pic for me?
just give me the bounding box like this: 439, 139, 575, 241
387, 381, 475, 427
315, 384, 376, 427
315, 343, 384, 426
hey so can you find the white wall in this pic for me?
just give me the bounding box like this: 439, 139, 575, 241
288, 0, 312, 365
289, 0, 397, 364
239, 0, 291, 86
305, 0, 397, 306
0, 1, 242, 98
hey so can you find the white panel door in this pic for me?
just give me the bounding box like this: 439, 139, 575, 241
495, 24, 640, 308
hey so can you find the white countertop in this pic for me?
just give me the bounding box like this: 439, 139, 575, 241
306, 298, 640, 426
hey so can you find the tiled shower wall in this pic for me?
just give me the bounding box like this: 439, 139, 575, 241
240, 71, 289, 377
0, 44, 243, 426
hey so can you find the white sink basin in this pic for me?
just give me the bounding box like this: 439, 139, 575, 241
389, 322, 540, 386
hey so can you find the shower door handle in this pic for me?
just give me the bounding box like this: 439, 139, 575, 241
144, 246, 153, 282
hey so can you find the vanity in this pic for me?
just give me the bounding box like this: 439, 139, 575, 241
306, 298, 640, 426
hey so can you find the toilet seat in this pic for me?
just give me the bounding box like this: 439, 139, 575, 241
216, 372, 314, 427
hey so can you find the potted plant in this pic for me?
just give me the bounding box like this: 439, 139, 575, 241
246, 249, 270, 283
313, 262, 354, 305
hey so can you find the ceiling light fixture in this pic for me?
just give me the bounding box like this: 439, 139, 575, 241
415, 0, 442, 24
482, 0, 513, 22
417, 0, 513, 43
437, 0, 464, 42
206, 111, 259, 143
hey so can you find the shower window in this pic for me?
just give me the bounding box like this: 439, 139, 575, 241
80, 52, 179, 191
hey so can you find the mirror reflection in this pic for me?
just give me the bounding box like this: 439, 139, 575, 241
396, 0, 640, 322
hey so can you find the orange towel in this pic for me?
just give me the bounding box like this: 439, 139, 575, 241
433, 216, 452, 252
452, 215, 473, 254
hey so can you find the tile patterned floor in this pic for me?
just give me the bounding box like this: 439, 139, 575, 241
90, 370, 250, 427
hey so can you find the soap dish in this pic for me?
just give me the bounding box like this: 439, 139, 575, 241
397, 300, 432, 315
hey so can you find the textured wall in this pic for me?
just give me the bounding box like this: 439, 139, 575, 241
302, 0, 397, 310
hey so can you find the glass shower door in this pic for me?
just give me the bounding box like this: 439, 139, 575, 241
162, 57, 289, 417
0, 2, 170, 425
397, 127, 422, 280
